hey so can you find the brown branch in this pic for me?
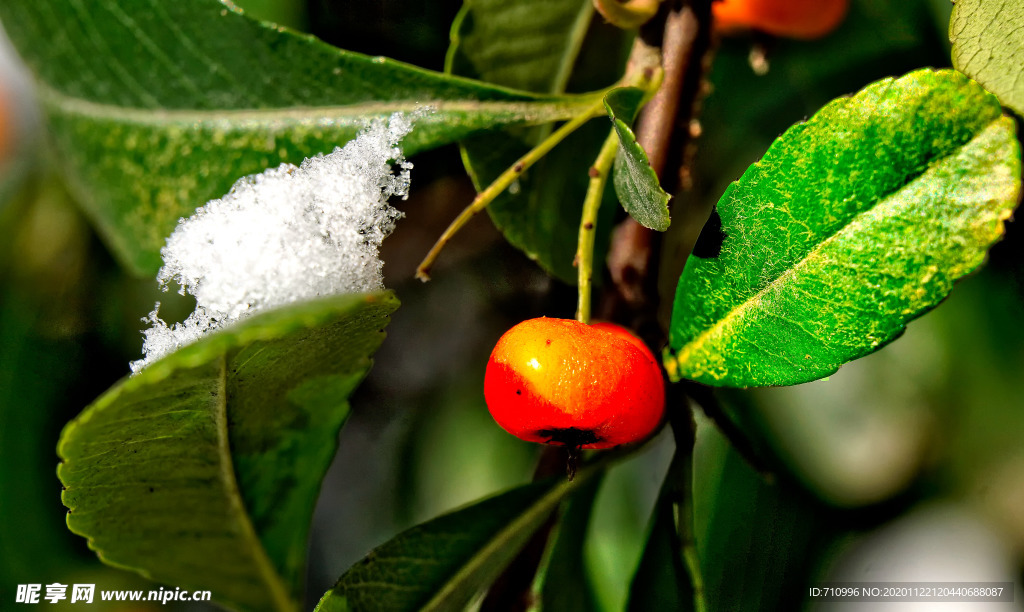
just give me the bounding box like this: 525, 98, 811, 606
604, 0, 714, 320
635, 1, 699, 184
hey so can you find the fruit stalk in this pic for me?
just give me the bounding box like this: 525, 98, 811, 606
575, 129, 621, 325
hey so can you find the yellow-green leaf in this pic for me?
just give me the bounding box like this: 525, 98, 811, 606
665, 69, 1021, 388
951, 0, 1024, 116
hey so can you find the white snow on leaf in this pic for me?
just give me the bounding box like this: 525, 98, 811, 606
130, 113, 414, 374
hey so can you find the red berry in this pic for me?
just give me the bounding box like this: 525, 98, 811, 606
713, 0, 848, 39
484, 318, 665, 450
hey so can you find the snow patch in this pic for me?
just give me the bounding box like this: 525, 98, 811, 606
130, 113, 413, 374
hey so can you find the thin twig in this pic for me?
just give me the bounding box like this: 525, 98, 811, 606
416, 99, 606, 281
575, 129, 621, 324
635, 2, 696, 182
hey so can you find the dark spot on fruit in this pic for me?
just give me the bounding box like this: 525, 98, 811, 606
516, 389, 522, 395
537, 427, 601, 447
692, 207, 726, 259
583, 222, 594, 230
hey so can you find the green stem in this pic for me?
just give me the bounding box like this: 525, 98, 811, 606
416, 98, 606, 281
575, 128, 620, 324
681, 494, 707, 612
669, 406, 707, 612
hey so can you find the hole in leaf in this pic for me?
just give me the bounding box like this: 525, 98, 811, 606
692, 207, 726, 259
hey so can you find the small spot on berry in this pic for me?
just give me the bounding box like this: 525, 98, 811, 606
516, 389, 522, 395
546, 339, 552, 345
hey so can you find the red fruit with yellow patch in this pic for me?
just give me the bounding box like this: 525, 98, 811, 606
713, 0, 848, 39
484, 318, 665, 450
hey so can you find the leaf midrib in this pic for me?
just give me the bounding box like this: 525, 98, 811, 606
552, 2, 595, 95
213, 352, 296, 612
418, 476, 579, 612
36, 82, 600, 126
673, 118, 1002, 365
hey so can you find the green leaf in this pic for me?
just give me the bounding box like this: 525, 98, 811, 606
0, 0, 596, 276
665, 68, 1021, 388
315, 470, 601, 612
692, 413, 838, 611
540, 473, 603, 612
656, 0, 962, 308
626, 440, 696, 612
627, 498, 694, 612
447, 0, 630, 282
605, 87, 671, 232
57, 292, 399, 612
951, 0, 1024, 117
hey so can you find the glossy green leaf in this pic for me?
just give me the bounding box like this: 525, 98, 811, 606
58, 292, 399, 612
692, 413, 837, 611
665, 68, 1021, 388
540, 473, 603, 612
951, 0, 1024, 117
315, 469, 601, 612
447, 0, 630, 282
0, 0, 595, 276
627, 498, 693, 612
656, 0, 962, 312
605, 87, 671, 232
626, 435, 696, 612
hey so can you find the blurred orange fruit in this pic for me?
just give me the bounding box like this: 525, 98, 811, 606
713, 0, 849, 39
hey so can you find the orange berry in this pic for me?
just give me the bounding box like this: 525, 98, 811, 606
713, 0, 848, 39
484, 318, 665, 450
